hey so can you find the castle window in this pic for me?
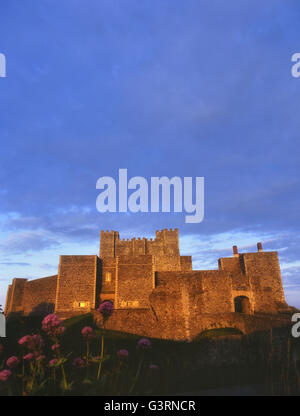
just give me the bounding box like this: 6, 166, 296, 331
76, 302, 90, 308
105, 272, 111, 282
234, 296, 250, 314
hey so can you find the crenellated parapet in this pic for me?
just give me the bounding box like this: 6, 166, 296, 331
99, 229, 181, 271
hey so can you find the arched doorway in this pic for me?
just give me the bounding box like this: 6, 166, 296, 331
234, 296, 251, 314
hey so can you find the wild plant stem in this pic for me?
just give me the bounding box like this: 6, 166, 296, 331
86, 340, 90, 378
97, 332, 104, 380
56, 340, 68, 390
21, 359, 24, 395
129, 357, 143, 395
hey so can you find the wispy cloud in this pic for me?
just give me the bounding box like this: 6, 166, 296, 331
0, 231, 60, 254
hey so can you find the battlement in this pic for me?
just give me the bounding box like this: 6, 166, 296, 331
99, 229, 181, 271
155, 228, 179, 238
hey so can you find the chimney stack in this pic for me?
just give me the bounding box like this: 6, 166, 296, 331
257, 242, 263, 252
233, 245, 239, 257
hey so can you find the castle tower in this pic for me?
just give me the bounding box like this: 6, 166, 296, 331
99, 230, 119, 258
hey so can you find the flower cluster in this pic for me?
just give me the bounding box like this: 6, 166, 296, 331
51, 343, 60, 351
42, 314, 65, 338
18, 335, 32, 347
24, 353, 34, 362
0, 309, 160, 395
18, 334, 44, 351
49, 358, 58, 367
72, 357, 85, 369
117, 349, 129, 358
97, 301, 114, 320
137, 338, 151, 351
6, 356, 19, 369
81, 326, 95, 340
31, 334, 44, 349
0, 332, 47, 386
0, 369, 11, 382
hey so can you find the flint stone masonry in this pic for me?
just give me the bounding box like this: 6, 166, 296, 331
55, 255, 99, 319
5, 229, 294, 340
4, 276, 57, 315
23, 275, 57, 315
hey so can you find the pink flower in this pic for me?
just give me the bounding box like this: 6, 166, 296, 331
0, 369, 12, 382
48, 358, 58, 367
18, 335, 32, 346
42, 314, 62, 327
149, 364, 159, 370
51, 343, 60, 351
18, 334, 44, 351
6, 356, 19, 369
72, 357, 85, 369
23, 353, 34, 361
97, 301, 114, 319
31, 334, 44, 349
36, 355, 45, 362
137, 338, 151, 351
81, 326, 94, 340
117, 349, 129, 358
56, 326, 65, 336
42, 314, 64, 337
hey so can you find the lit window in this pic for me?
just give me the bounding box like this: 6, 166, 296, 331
78, 302, 89, 308
105, 272, 111, 282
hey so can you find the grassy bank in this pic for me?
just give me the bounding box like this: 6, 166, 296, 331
0, 312, 299, 396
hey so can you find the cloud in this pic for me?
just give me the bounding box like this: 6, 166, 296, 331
0, 231, 60, 254
0, 262, 31, 266
38, 263, 58, 271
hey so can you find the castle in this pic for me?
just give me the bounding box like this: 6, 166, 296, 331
4, 229, 293, 340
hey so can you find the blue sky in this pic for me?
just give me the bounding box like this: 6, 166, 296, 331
0, 0, 299, 309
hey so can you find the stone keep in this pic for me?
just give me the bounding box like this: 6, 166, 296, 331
5, 229, 293, 340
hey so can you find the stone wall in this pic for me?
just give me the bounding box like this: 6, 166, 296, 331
23, 275, 57, 315
97, 308, 292, 342
180, 256, 193, 271
243, 252, 287, 313
4, 284, 12, 315
116, 255, 155, 309
7, 278, 27, 313
55, 255, 99, 318
5, 276, 57, 315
